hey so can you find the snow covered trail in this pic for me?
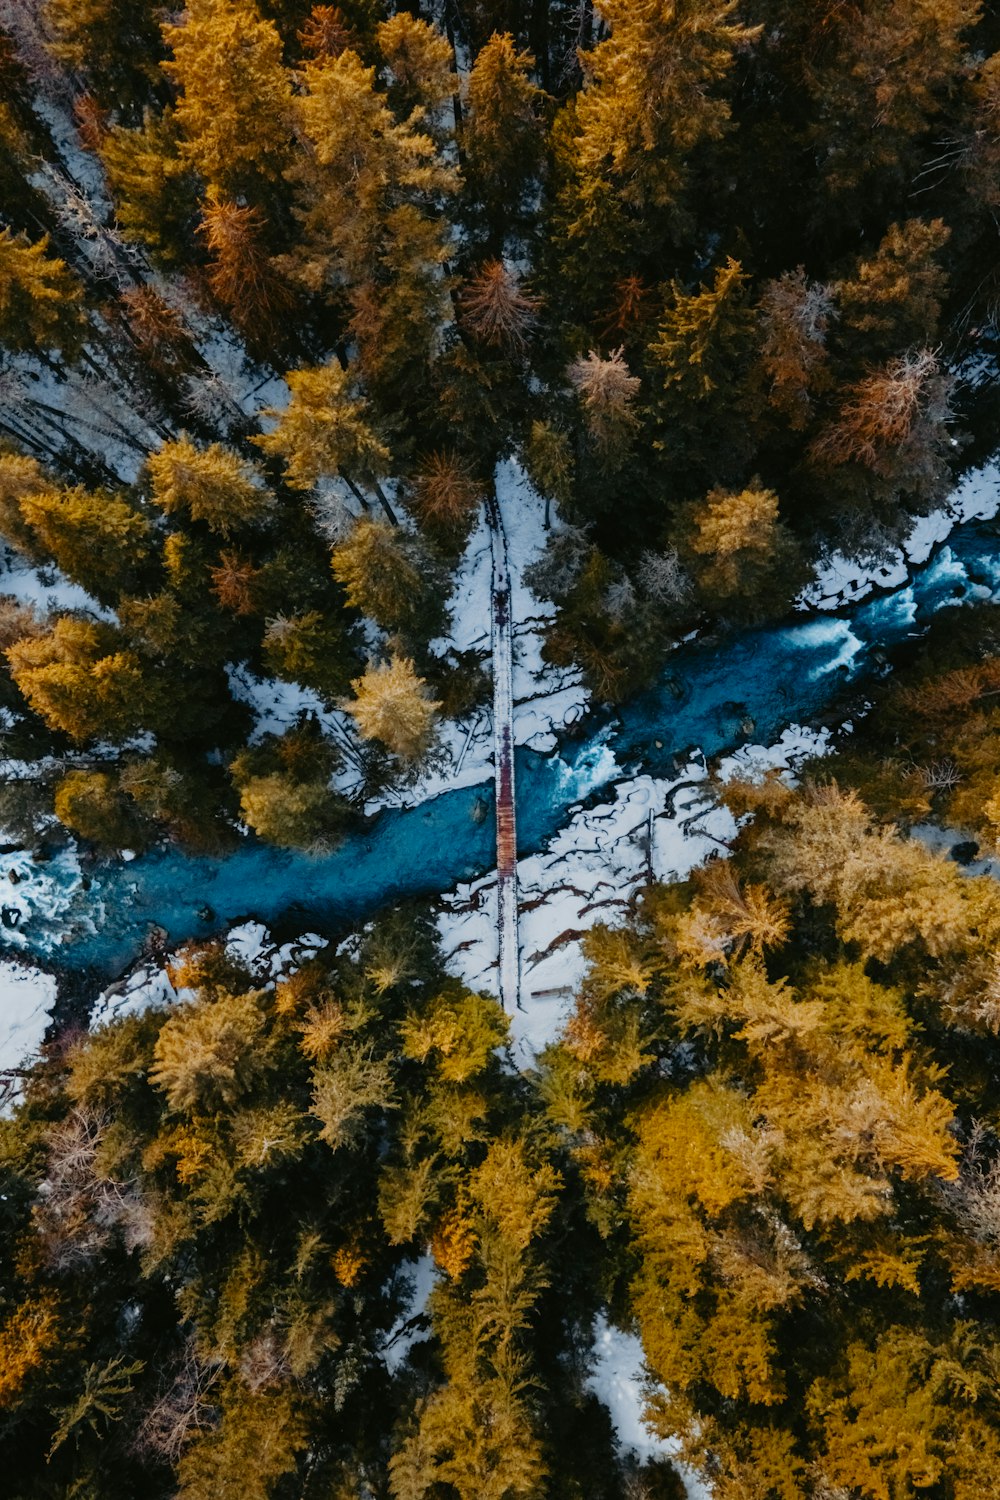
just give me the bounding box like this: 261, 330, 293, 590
486, 479, 521, 1013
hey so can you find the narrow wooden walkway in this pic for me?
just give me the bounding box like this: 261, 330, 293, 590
485, 482, 521, 1012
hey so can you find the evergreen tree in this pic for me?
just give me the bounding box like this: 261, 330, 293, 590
18, 484, 154, 604
162, 0, 294, 202
198, 195, 296, 349
678, 482, 804, 620
0, 230, 84, 359
99, 110, 201, 266
646, 258, 758, 485
262, 609, 356, 702
148, 437, 274, 536
256, 361, 394, 516
459, 260, 539, 353
410, 452, 482, 543
7, 618, 154, 743
53, 769, 151, 850
344, 655, 440, 761
801, 0, 981, 223
376, 13, 455, 124
287, 46, 457, 397
756, 269, 834, 431
0, 450, 54, 558
567, 346, 641, 460
331, 518, 446, 637
836, 218, 951, 357
551, 0, 758, 304
44, 0, 164, 114
463, 33, 546, 248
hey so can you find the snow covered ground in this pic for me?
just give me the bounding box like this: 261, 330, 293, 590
0, 960, 57, 1083
587, 1313, 711, 1499
350, 459, 588, 813
799, 461, 1000, 610
88, 920, 329, 1030
438, 726, 833, 1067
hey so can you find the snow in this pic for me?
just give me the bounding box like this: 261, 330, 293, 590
438, 727, 835, 1067
587, 1314, 711, 1499
373, 461, 589, 811
382, 1253, 436, 1374
0, 960, 57, 1077
0, 544, 114, 622
798, 461, 1000, 611
224, 921, 328, 982
88, 923, 329, 1029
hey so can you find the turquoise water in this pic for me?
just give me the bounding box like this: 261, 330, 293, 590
5, 519, 1000, 977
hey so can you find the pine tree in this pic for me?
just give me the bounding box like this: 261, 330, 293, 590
0, 229, 84, 358
399, 984, 508, 1084
810, 349, 955, 510
0, 450, 53, 558
808, 1327, 1000, 1499
148, 437, 274, 536
99, 109, 201, 266
262, 609, 356, 701
230, 722, 348, 848
410, 452, 482, 538
256, 361, 393, 514
18, 485, 154, 604
567, 347, 641, 458
53, 770, 150, 850
680, 482, 804, 618
7, 618, 153, 743
118, 285, 195, 379
523, 421, 574, 523
647, 258, 757, 479
162, 0, 294, 201
344, 655, 440, 761
297, 5, 353, 60
463, 33, 545, 246
376, 13, 455, 123
757, 269, 834, 430
459, 260, 539, 353
649, 258, 754, 403
802, 0, 981, 219
310, 1041, 396, 1150
836, 218, 951, 355
331, 519, 444, 636
552, 0, 758, 300
0, 1296, 64, 1408
175, 1382, 309, 1500
198, 195, 295, 348
150, 986, 268, 1112
44, 0, 164, 113
287, 47, 457, 392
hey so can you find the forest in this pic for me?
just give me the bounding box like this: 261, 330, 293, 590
3, 0, 1000, 1495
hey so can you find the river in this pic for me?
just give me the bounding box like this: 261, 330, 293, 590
2, 513, 1000, 981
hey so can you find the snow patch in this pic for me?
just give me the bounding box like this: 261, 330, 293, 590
798, 462, 1000, 612
0, 961, 57, 1082
439, 729, 835, 1067
383, 1253, 436, 1374
587, 1314, 711, 1498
